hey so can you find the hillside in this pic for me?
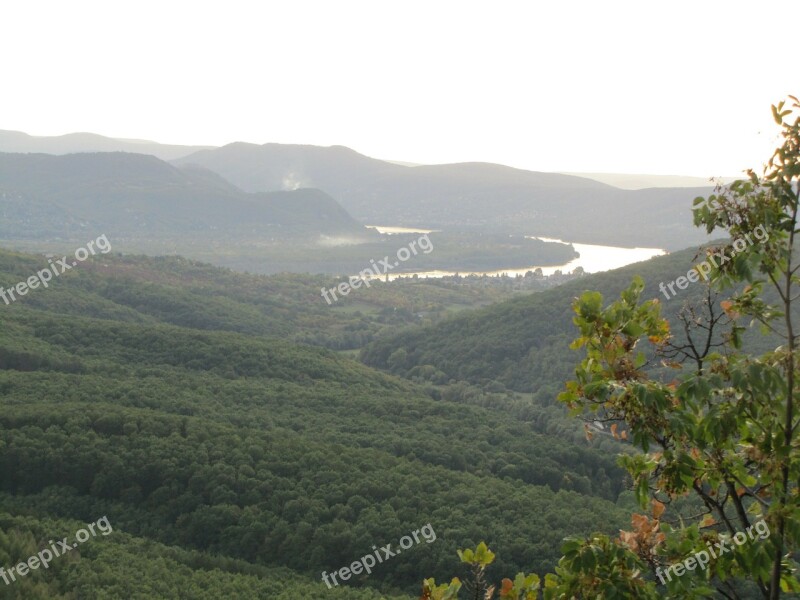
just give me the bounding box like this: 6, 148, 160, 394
0, 512, 407, 600
0, 246, 631, 597
0, 250, 533, 351
361, 242, 776, 400
176, 142, 712, 249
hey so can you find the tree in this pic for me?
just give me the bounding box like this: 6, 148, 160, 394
421, 97, 800, 598
559, 96, 800, 598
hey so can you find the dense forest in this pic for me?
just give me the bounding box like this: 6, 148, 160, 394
0, 247, 632, 597
1, 197, 795, 597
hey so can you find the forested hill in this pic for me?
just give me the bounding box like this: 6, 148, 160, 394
360, 243, 740, 398
0, 151, 369, 242
0, 247, 630, 597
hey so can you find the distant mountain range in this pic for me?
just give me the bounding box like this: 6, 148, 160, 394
0, 152, 369, 243
174, 143, 713, 250
0, 152, 582, 275
0, 130, 210, 161
562, 172, 731, 190
0, 129, 720, 250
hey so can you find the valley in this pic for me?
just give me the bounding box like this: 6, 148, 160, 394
2, 9, 796, 594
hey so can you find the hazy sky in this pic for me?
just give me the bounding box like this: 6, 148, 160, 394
2, 1, 797, 176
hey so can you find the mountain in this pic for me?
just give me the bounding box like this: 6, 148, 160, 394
175, 142, 713, 250
0, 151, 370, 242
0, 151, 582, 276
0, 132, 719, 250
0, 130, 209, 161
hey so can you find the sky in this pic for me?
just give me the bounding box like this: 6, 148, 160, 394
1, 0, 797, 177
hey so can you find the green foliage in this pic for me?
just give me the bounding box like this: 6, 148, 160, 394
420, 544, 543, 600
543, 534, 658, 599
556, 98, 800, 598
499, 572, 541, 600
0, 512, 406, 599
421, 577, 462, 600
0, 246, 629, 595
457, 542, 496, 568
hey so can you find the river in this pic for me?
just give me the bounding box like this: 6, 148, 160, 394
365, 226, 666, 280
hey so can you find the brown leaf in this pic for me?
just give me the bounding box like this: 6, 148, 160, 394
700, 514, 716, 527
631, 513, 649, 531
500, 578, 514, 597
720, 300, 739, 318
652, 499, 665, 519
